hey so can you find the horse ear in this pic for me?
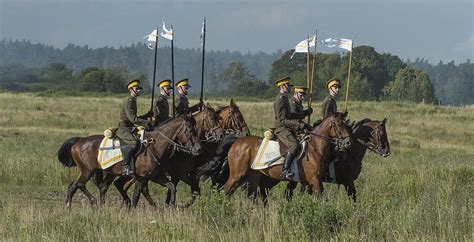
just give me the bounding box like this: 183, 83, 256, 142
230, 98, 236, 108
382, 117, 387, 125
342, 111, 348, 119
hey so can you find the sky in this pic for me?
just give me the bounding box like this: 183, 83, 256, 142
0, 0, 473, 63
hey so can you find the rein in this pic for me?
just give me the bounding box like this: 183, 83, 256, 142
156, 122, 195, 153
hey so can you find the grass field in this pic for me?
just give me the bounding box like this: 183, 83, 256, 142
0, 92, 472, 240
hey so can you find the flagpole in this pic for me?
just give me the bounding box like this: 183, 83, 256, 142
171, 24, 175, 117
150, 26, 159, 113
200, 17, 206, 109
306, 35, 310, 95
343, 37, 354, 112
308, 30, 317, 124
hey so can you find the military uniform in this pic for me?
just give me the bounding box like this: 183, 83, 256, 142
320, 79, 341, 119
320, 95, 337, 119
115, 80, 150, 177
273, 77, 307, 180
153, 94, 170, 126
174, 78, 201, 116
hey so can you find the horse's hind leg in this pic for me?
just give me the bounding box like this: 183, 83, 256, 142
76, 171, 97, 208
246, 172, 260, 202
285, 181, 298, 202
131, 179, 145, 208
66, 176, 80, 209
98, 173, 116, 206
140, 182, 157, 208
114, 176, 132, 208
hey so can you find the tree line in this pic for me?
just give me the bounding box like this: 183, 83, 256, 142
0, 39, 472, 105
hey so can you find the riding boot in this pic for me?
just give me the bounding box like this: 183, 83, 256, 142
122, 146, 136, 178
281, 151, 295, 181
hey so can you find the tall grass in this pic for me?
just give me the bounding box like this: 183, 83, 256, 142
0, 93, 472, 240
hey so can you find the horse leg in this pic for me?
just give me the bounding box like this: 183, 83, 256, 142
76, 171, 97, 208
98, 173, 115, 206
114, 176, 132, 208
246, 172, 260, 203
285, 181, 298, 202
166, 176, 179, 205
140, 181, 157, 208
308, 176, 324, 198
66, 177, 80, 209
344, 180, 357, 202
131, 178, 145, 208
164, 182, 176, 207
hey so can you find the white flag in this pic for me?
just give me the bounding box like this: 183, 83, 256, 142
143, 29, 158, 49
322, 38, 353, 51
291, 35, 316, 58
160, 22, 173, 40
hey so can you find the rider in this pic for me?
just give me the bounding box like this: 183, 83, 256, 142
153, 79, 172, 126
321, 78, 341, 119
274, 77, 311, 180
116, 79, 152, 177
175, 78, 202, 116
290, 86, 313, 122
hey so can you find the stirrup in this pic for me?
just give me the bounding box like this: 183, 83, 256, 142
281, 170, 294, 180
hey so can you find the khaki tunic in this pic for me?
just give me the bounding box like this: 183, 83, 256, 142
290, 97, 307, 122
175, 95, 200, 116
116, 96, 149, 145
153, 94, 170, 126
321, 95, 337, 119
273, 93, 302, 154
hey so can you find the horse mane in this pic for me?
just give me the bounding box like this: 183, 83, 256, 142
215, 105, 229, 115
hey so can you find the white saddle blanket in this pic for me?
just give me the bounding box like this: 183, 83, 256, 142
251, 138, 284, 170
97, 138, 123, 169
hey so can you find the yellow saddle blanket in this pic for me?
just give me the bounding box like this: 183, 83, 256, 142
97, 138, 123, 169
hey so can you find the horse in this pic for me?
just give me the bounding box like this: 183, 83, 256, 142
57, 115, 201, 209
220, 112, 352, 202
120, 99, 250, 207
284, 118, 391, 202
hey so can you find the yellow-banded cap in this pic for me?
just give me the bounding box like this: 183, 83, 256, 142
127, 79, 141, 89
275, 76, 292, 87
158, 79, 172, 88
294, 86, 308, 95
176, 78, 191, 87
326, 79, 341, 90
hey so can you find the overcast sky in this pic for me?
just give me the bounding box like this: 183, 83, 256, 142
0, 0, 473, 63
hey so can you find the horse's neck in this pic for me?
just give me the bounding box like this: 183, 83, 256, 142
311, 122, 333, 156
194, 112, 205, 138
347, 125, 372, 179
148, 120, 182, 159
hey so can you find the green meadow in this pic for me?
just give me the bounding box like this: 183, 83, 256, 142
0, 92, 472, 240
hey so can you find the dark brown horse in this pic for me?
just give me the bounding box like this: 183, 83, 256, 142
222, 112, 351, 201
121, 99, 250, 206
57, 115, 201, 209
284, 118, 391, 202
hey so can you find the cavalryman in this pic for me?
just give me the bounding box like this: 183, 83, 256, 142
290, 86, 313, 122
175, 78, 202, 116
321, 79, 341, 119
153, 79, 172, 126
116, 79, 151, 177
274, 77, 311, 180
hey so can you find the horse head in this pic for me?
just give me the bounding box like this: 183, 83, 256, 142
170, 115, 202, 156
313, 112, 352, 151
367, 117, 391, 157
194, 103, 224, 142
216, 99, 250, 136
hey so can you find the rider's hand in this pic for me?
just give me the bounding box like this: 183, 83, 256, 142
305, 108, 313, 116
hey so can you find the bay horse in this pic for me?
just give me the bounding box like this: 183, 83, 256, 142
57, 115, 201, 209
120, 99, 250, 206
284, 118, 391, 202
222, 112, 351, 201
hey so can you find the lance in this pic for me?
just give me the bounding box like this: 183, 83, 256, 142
308, 30, 317, 124
200, 17, 206, 109
343, 37, 354, 112
150, 26, 159, 113
171, 24, 176, 117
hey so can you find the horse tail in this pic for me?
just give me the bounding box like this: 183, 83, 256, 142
194, 135, 237, 183
57, 137, 80, 167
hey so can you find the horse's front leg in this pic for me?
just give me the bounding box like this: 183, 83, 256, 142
285, 181, 298, 202
344, 180, 357, 202
308, 176, 324, 198
131, 178, 145, 208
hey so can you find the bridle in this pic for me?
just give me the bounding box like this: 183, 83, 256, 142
311, 118, 351, 151
155, 119, 198, 154
222, 107, 248, 136
199, 111, 221, 142
355, 125, 387, 156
